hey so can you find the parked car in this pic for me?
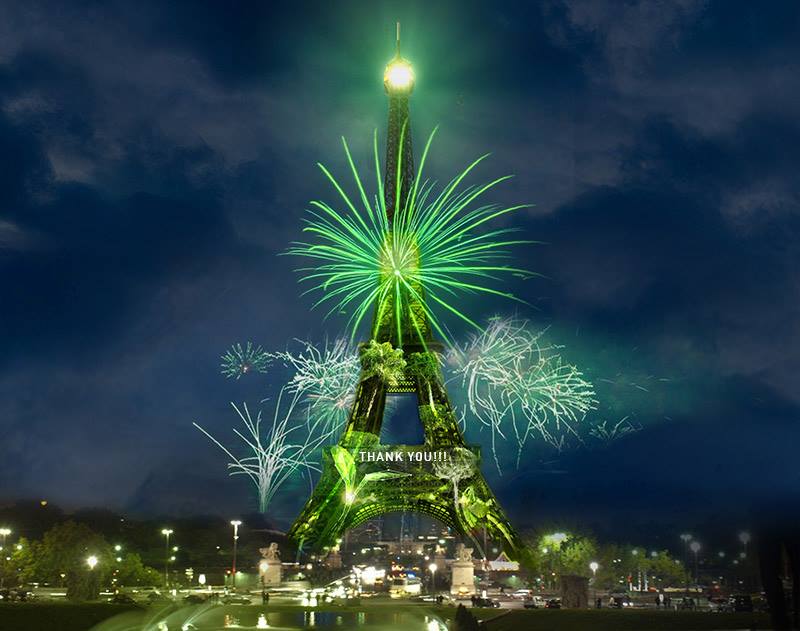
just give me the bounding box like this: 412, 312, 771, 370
544, 598, 562, 609
109, 593, 137, 605
222, 593, 253, 605
472, 597, 501, 608
729, 594, 754, 612
608, 594, 634, 608
512, 589, 532, 599
523, 595, 546, 609
677, 596, 697, 610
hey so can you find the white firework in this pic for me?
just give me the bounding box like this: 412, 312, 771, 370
272, 338, 361, 441
194, 387, 329, 513
447, 316, 596, 472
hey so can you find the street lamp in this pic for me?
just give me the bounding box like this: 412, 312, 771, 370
0, 528, 10, 549
738, 531, 751, 557
230, 520, 242, 590
429, 563, 438, 593
589, 561, 599, 605
86, 555, 98, 570
161, 529, 173, 588
689, 541, 701, 586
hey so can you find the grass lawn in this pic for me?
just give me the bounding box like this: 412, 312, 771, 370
0, 603, 141, 631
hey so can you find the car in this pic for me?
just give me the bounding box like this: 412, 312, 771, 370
183, 593, 207, 605
677, 596, 696, 610
109, 593, 137, 604
512, 589, 532, 599
222, 593, 253, 605
544, 598, 562, 609
728, 594, 754, 612
472, 597, 501, 608
608, 594, 634, 608
523, 595, 546, 609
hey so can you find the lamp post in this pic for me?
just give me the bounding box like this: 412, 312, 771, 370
429, 563, 438, 594
589, 561, 599, 606
0, 529, 11, 588
738, 531, 751, 557
161, 529, 173, 589
680, 534, 692, 593
631, 549, 641, 592
738, 531, 751, 590
0, 528, 10, 549
689, 541, 701, 587
230, 520, 242, 590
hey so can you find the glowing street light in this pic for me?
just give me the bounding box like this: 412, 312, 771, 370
689, 541, 701, 585
738, 531, 751, 557
161, 528, 173, 588
547, 532, 568, 546
589, 561, 599, 577
230, 520, 242, 590
429, 563, 438, 593
0, 528, 10, 549
86, 555, 98, 570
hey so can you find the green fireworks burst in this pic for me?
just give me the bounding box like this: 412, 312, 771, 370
288, 127, 536, 344
220, 342, 271, 380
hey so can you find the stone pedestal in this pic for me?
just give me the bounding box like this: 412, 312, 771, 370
259, 561, 282, 587
258, 542, 282, 588
450, 543, 475, 596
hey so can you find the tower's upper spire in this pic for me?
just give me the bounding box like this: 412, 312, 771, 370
383, 22, 414, 94
396, 20, 401, 56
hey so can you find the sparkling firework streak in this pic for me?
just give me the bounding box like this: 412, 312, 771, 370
220, 342, 271, 380
193, 387, 329, 513
287, 128, 536, 344
447, 317, 596, 472
271, 338, 361, 441
588, 417, 641, 444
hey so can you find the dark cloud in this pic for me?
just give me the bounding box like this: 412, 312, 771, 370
0, 0, 797, 537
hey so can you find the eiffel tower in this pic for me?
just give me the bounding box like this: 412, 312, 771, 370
288, 25, 527, 562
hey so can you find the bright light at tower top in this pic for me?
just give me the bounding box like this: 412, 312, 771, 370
384, 21, 414, 93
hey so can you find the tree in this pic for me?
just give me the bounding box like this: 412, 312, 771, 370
432, 447, 476, 506
34, 521, 112, 601
643, 551, 689, 589
114, 552, 162, 587
559, 536, 599, 577
360, 340, 406, 416
0, 537, 36, 588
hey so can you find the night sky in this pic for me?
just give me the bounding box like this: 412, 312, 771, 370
1, 0, 799, 543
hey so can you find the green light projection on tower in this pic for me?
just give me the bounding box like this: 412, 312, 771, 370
287, 24, 530, 563
289, 30, 535, 347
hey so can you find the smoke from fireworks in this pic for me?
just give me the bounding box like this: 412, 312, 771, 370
447, 317, 596, 472
287, 128, 536, 344
220, 342, 271, 380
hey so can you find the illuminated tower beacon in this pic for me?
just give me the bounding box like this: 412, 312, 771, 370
288, 24, 526, 561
